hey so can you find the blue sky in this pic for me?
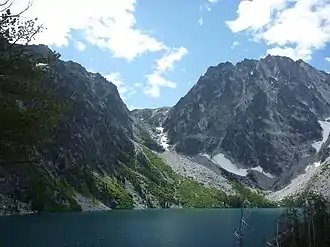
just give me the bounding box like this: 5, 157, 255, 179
13, 0, 330, 109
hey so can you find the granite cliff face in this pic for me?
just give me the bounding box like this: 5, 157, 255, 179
131, 107, 171, 128
45, 59, 134, 173
1, 45, 137, 212
163, 55, 330, 187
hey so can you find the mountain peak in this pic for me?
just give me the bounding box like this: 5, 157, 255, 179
163, 55, 330, 189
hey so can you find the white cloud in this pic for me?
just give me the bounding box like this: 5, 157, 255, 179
105, 73, 136, 100
156, 47, 188, 72
75, 41, 86, 51
8, 0, 188, 100
143, 47, 188, 98
199, 0, 217, 25
227, 0, 330, 61
200, 2, 213, 12
143, 72, 176, 98
105, 72, 127, 99
10, 0, 166, 61
87, 68, 97, 73
127, 87, 136, 98
133, 83, 143, 88
127, 105, 136, 110
105, 72, 137, 100
326, 57, 330, 62
127, 104, 144, 110
231, 41, 240, 49
267, 46, 311, 61
198, 17, 204, 26
226, 0, 288, 33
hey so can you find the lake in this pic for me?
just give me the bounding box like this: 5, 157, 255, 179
0, 209, 283, 247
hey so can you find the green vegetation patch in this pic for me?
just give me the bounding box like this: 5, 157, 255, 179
66, 167, 134, 209
118, 147, 180, 207
142, 147, 175, 177
177, 178, 227, 208
27, 147, 278, 212
321, 162, 330, 173
138, 129, 164, 152
28, 167, 81, 212
27, 149, 278, 211
128, 147, 276, 209
119, 165, 145, 198
135, 147, 231, 208
276, 192, 330, 247
231, 182, 276, 208
100, 176, 134, 208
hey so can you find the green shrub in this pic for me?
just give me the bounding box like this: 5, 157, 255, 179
101, 176, 134, 208
275, 192, 330, 247
177, 178, 227, 208
231, 182, 276, 208
28, 168, 81, 212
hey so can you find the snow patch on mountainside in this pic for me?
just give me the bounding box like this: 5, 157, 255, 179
156, 127, 169, 150
312, 119, 330, 152
305, 161, 322, 172
201, 154, 274, 178
212, 153, 248, 176
250, 166, 274, 178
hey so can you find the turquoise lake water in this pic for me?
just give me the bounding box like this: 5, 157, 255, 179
0, 208, 284, 247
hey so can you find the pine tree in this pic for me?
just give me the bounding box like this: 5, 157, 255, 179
0, 1, 64, 166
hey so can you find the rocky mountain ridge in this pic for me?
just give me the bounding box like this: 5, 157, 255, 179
1, 44, 137, 212
2, 43, 330, 213
1, 44, 274, 214
161, 55, 330, 190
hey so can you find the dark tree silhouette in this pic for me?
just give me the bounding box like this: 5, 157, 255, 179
268, 191, 330, 247
0, 0, 64, 166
